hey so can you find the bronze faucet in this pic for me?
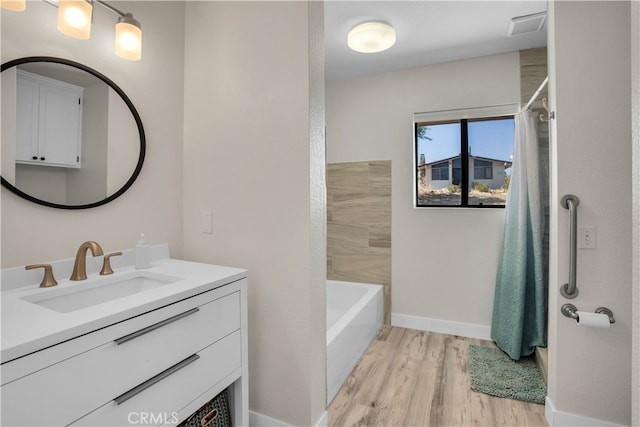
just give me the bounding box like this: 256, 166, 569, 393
100, 252, 123, 275
70, 241, 104, 281
25, 264, 58, 287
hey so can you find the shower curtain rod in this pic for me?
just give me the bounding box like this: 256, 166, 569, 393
524, 76, 549, 111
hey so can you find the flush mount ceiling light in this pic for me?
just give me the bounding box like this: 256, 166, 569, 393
348, 21, 396, 53
2, 0, 143, 61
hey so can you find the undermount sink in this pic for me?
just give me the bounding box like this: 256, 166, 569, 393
21, 271, 183, 313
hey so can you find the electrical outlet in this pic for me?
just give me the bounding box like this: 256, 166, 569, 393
578, 226, 596, 249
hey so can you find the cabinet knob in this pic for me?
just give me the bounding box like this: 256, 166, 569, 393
32, 156, 38, 160
40, 157, 45, 161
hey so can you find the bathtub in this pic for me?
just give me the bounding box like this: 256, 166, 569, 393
326, 280, 384, 403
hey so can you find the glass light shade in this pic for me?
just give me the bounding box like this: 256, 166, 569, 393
348, 22, 396, 53
1, 0, 26, 11
57, 0, 92, 40
115, 14, 142, 61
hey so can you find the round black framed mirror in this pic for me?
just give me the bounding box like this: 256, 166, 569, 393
1, 56, 145, 209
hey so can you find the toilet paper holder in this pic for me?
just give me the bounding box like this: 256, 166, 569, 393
561, 304, 615, 324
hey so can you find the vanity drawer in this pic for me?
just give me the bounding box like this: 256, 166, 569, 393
72, 330, 241, 427
1, 291, 240, 427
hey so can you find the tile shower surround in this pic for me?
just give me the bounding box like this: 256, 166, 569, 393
326, 160, 392, 324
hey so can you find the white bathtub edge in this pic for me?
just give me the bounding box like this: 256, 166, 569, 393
326, 281, 381, 345
326, 281, 384, 405
391, 312, 491, 340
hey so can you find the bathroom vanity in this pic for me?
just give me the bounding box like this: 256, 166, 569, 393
1, 244, 248, 426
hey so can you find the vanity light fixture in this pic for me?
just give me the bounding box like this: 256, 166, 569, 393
114, 13, 142, 61
348, 21, 396, 53
2, 0, 143, 61
0, 0, 26, 11
57, 0, 93, 40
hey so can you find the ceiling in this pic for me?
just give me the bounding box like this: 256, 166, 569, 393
324, 1, 548, 81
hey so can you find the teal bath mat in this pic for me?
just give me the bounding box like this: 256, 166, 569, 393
468, 345, 546, 404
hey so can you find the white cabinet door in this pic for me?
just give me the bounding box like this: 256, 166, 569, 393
15, 76, 40, 163
15, 70, 82, 168
38, 82, 82, 166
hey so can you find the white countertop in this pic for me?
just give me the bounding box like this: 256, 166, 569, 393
1, 250, 247, 363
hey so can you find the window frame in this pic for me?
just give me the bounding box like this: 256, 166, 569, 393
431, 160, 450, 181
414, 105, 517, 209
473, 158, 494, 180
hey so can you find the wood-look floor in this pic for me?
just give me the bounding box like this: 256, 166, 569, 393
328, 326, 547, 427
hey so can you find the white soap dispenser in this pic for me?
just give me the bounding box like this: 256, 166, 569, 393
135, 234, 151, 269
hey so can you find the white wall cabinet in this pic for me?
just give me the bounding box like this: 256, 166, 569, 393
0, 277, 248, 427
16, 70, 82, 168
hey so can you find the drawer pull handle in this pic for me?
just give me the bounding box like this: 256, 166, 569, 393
114, 308, 200, 345
201, 408, 219, 427
113, 354, 200, 405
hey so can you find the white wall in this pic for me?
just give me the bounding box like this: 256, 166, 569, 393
1, 2, 185, 267
182, 2, 326, 426
632, 1, 640, 424
1, 67, 17, 184
326, 52, 520, 328
66, 82, 109, 205
548, 2, 632, 424
107, 87, 139, 195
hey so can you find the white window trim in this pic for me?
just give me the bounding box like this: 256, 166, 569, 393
414, 103, 519, 124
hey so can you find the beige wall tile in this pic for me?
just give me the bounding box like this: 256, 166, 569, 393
368, 161, 392, 196
332, 195, 392, 225
327, 160, 392, 323
327, 162, 369, 194
368, 225, 391, 250
328, 222, 370, 255
330, 254, 391, 285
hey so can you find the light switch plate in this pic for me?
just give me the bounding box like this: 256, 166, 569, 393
202, 211, 213, 234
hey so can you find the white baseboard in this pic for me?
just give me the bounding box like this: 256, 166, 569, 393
391, 312, 492, 340
545, 397, 622, 427
314, 410, 328, 427
249, 410, 292, 427
249, 410, 327, 427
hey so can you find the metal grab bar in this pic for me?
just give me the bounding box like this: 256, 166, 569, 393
560, 194, 580, 299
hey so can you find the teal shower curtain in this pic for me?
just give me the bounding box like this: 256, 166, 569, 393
491, 110, 546, 360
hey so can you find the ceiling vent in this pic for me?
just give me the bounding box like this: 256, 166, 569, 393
508, 11, 547, 36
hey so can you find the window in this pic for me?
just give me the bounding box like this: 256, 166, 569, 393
415, 114, 514, 207
431, 161, 449, 181
474, 159, 493, 180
